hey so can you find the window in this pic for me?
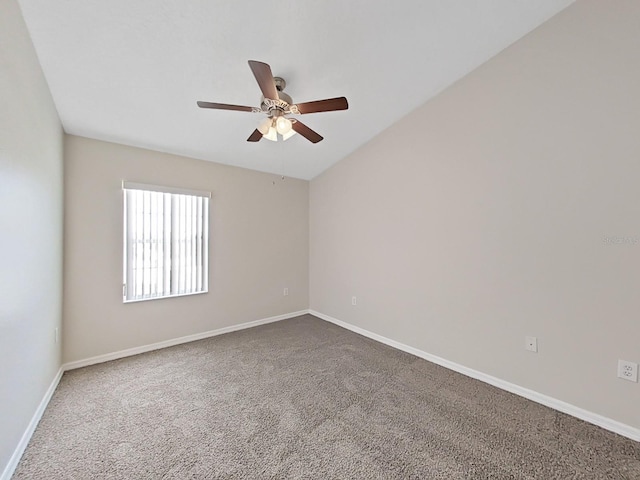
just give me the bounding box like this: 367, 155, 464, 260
122, 182, 210, 302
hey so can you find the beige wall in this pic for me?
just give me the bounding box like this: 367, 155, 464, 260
63, 135, 308, 363
310, 0, 640, 429
0, 0, 64, 473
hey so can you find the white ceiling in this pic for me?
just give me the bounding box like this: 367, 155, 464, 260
17, 0, 573, 180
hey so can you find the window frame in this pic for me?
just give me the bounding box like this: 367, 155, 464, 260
122, 181, 211, 303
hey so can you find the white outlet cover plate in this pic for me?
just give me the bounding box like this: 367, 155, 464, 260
617, 359, 638, 382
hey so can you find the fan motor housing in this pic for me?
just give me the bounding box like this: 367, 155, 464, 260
261, 76, 292, 111
261, 96, 291, 113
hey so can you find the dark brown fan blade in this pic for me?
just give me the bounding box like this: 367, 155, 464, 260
291, 120, 323, 143
247, 129, 263, 142
248, 60, 279, 100
293, 97, 348, 114
197, 101, 255, 112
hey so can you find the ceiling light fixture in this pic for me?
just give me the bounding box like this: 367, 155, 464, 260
259, 115, 296, 142
276, 116, 292, 135
263, 123, 278, 142
257, 117, 272, 135
282, 129, 296, 141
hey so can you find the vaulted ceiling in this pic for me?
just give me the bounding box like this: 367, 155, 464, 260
17, 0, 573, 180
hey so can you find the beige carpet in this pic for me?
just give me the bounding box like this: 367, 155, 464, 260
13, 314, 640, 479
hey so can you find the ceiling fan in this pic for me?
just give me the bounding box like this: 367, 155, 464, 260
197, 60, 348, 144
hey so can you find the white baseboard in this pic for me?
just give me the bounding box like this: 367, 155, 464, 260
1, 367, 64, 480
62, 310, 308, 371
309, 310, 640, 443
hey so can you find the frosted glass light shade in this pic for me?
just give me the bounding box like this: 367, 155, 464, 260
263, 126, 278, 142
258, 117, 273, 135
275, 116, 292, 135
282, 129, 296, 141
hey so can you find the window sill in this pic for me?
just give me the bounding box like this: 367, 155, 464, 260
123, 290, 208, 304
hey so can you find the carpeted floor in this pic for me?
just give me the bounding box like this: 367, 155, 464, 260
13, 314, 640, 479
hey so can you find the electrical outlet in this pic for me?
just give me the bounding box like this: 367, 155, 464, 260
351, 296, 357, 306
617, 359, 638, 382
283, 287, 289, 296
525, 336, 537, 353
55, 327, 59, 344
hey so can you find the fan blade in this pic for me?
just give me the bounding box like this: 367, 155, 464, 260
197, 101, 255, 112
248, 60, 279, 100
291, 120, 323, 143
293, 97, 348, 114
247, 129, 263, 142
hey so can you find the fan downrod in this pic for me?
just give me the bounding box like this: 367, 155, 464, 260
273, 77, 286, 92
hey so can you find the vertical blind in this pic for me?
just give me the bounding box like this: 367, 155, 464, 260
123, 182, 210, 302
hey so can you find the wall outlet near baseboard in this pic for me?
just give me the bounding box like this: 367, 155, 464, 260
283, 287, 289, 296
525, 336, 537, 353
351, 296, 357, 306
55, 327, 60, 344
617, 360, 638, 382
